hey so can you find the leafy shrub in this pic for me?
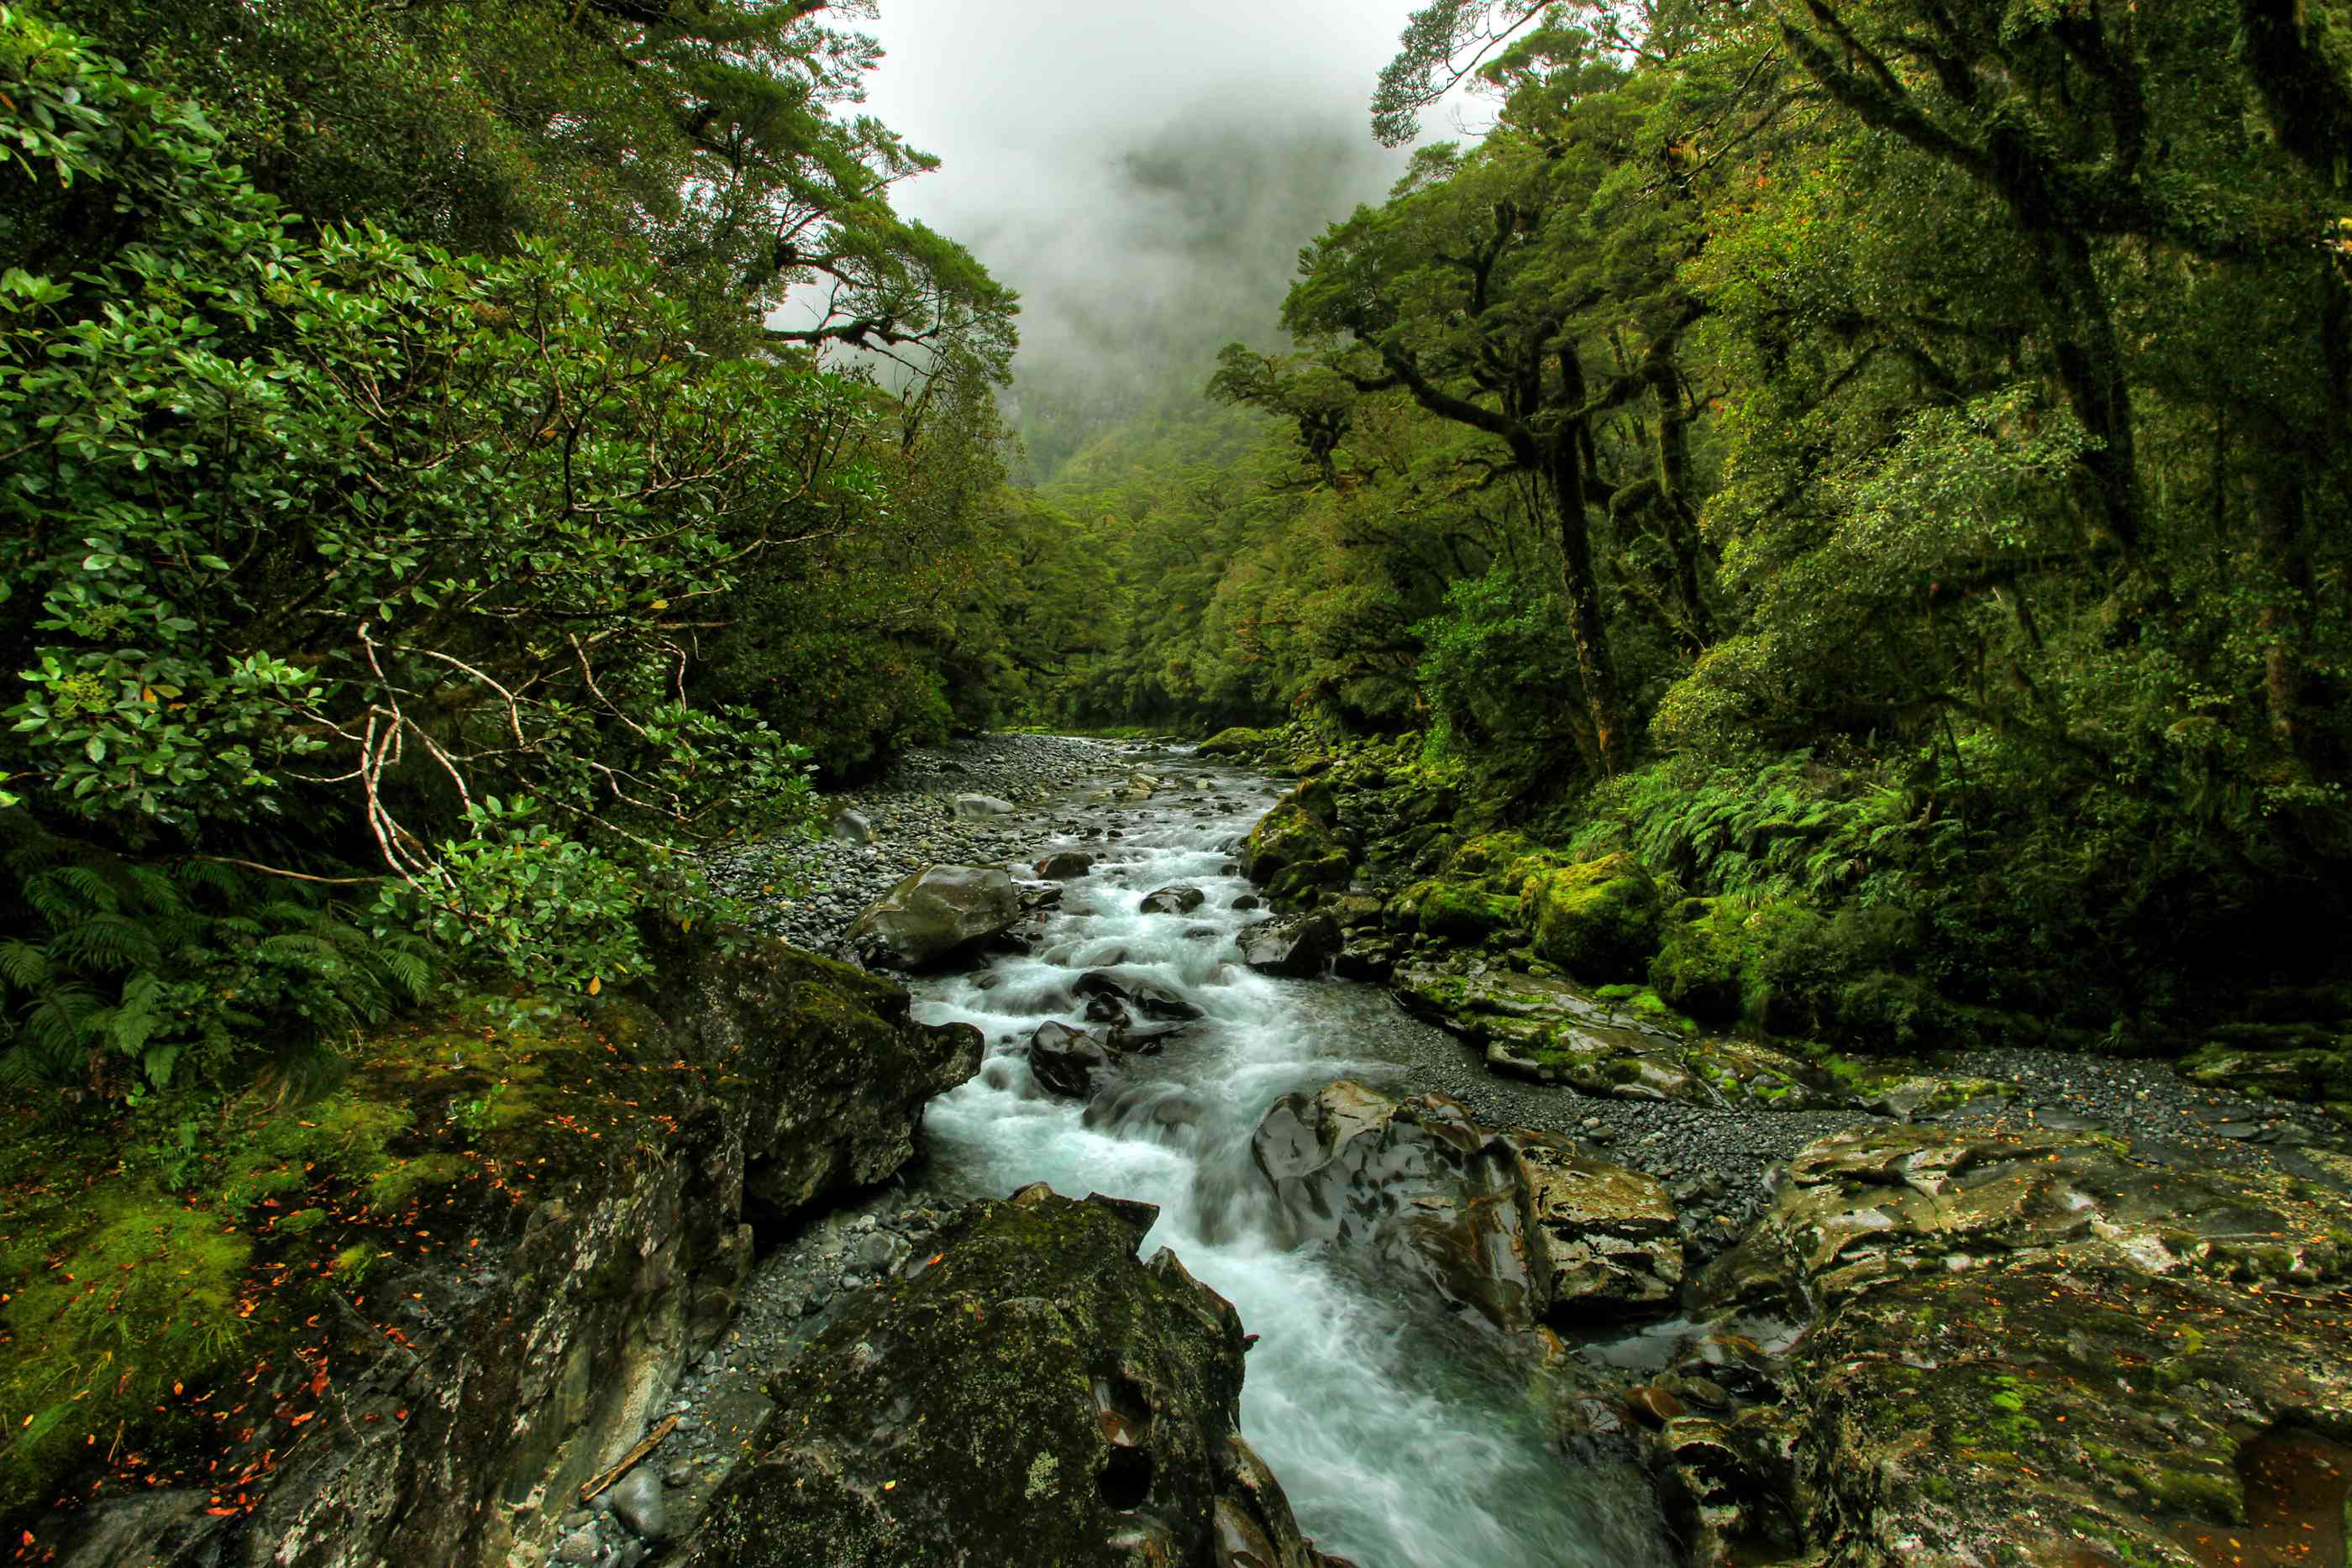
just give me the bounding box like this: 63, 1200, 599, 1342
0, 816, 433, 1093
0, 11, 852, 1087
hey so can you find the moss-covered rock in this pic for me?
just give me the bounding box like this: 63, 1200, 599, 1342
845, 863, 1023, 970
1243, 782, 1352, 904
17, 936, 982, 1566
1521, 852, 1662, 982
1408, 878, 1520, 941
1688, 1125, 2352, 1568
1194, 726, 1273, 759
676, 1188, 1347, 1568
1391, 957, 1847, 1111
1648, 899, 1748, 1023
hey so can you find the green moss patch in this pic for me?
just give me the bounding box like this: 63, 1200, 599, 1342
1, 990, 703, 1541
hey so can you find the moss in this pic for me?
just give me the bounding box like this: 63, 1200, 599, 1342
1520, 852, 1662, 982
1246, 786, 1350, 903
1415, 879, 1519, 941
1648, 901, 1750, 1024
0, 1162, 257, 1523
1194, 726, 1272, 758
364, 1152, 473, 1212
0, 984, 701, 1528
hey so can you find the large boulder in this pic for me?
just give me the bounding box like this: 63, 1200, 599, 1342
32, 937, 981, 1568
953, 793, 1016, 818
846, 864, 1021, 970
1029, 1021, 1118, 1099
1248, 1082, 1679, 1332
1520, 852, 1662, 981
1241, 913, 1342, 978
1243, 784, 1351, 905
1194, 726, 1273, 759
673, 1187, 1350, 1568
1391, 957, 1843, 1110
1683, 1125, 2352, 1567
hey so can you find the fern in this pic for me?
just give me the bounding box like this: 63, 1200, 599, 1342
0, 815, 449, 1095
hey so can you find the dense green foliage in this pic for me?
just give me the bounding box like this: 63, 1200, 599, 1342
0, 0, 1018, 1092
979, 0, 2352, 1030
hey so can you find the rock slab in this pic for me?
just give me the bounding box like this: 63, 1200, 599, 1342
673, 1186, 1352, 1568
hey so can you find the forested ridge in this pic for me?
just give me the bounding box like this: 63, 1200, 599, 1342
985, 0, 2352, 1045
3, 0, 2352, 1552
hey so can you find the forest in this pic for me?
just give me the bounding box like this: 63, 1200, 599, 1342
3, 0, 2352, 1560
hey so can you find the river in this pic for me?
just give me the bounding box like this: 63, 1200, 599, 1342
903, 746, 1672, 1568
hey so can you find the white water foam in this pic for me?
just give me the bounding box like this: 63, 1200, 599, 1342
910, 750, 1671, 1568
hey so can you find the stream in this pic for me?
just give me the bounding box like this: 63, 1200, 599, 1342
904, 746, 1673, 1568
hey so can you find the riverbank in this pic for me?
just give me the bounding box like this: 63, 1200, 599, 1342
728, 731, 2341, 1259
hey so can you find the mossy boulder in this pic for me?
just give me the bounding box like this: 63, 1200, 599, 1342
1194, 726, 1273, 759
1520, 852, 1662, 981
1398, 878, 1519, 941
1243, 783, 1352, 904
1692, 1125, 2352, 1567
845, 863, 1023, 970
676, 1187, 1348, 1568
1648, 899, 1748, 1023
18, 936, 981, 1565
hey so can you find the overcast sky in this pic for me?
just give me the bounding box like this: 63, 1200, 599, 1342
848, 0, 1442, 407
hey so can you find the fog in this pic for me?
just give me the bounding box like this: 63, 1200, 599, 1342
853, 0, 1436, 418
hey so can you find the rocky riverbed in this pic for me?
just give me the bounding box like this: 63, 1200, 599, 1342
531, 732, 2352, 1568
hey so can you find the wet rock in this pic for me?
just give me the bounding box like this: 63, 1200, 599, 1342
1141, 884, 1207, 916
1241, 913, 1342, 978
1393, 957, 1842, 1110
609, 1468, 667, 1542
1516, 1141, 1681, 1317
846, 864, 1022, 970
1129, 980, 1203, 1022
673, 1188, 1344, 1568
1037, 850, 1097, 879
1107, 1022, 1186, 1056
1242, 783, 1351, 905
1691, 1124, 2352, 1567
1030, 1021, 1118, 1099
953, 793, 1016, 818
1248, 1082, 1678, 1334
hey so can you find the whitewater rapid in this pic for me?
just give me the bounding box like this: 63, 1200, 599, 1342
905, 747, 1671, 1568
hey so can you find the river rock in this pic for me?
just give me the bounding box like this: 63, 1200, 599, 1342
1248, 1082, 1678, 1333
1240, 912, 1341, 978
1128, 979, 1202, 1021
1392, 957, 1843, 1110
1029, 1021, 1118, 1099
39, 937, 981, 1568
672, 1187, 1349, 1567
1242, 781, 1352, 905
1140, 884, 1206, 915
846, 864, 1021, 970
953, 792, 1016, 818
608, 1468, 667, 1542
828, 808, 875, 845
1684, 1124, 2352, 1566
1037, 850, 1096, 879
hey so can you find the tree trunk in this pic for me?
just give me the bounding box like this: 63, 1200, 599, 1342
1545, 440, 1630, 776
1646, 356, 1714, 646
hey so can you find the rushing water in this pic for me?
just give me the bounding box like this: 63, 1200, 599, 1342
906, 746, 1672, 1568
